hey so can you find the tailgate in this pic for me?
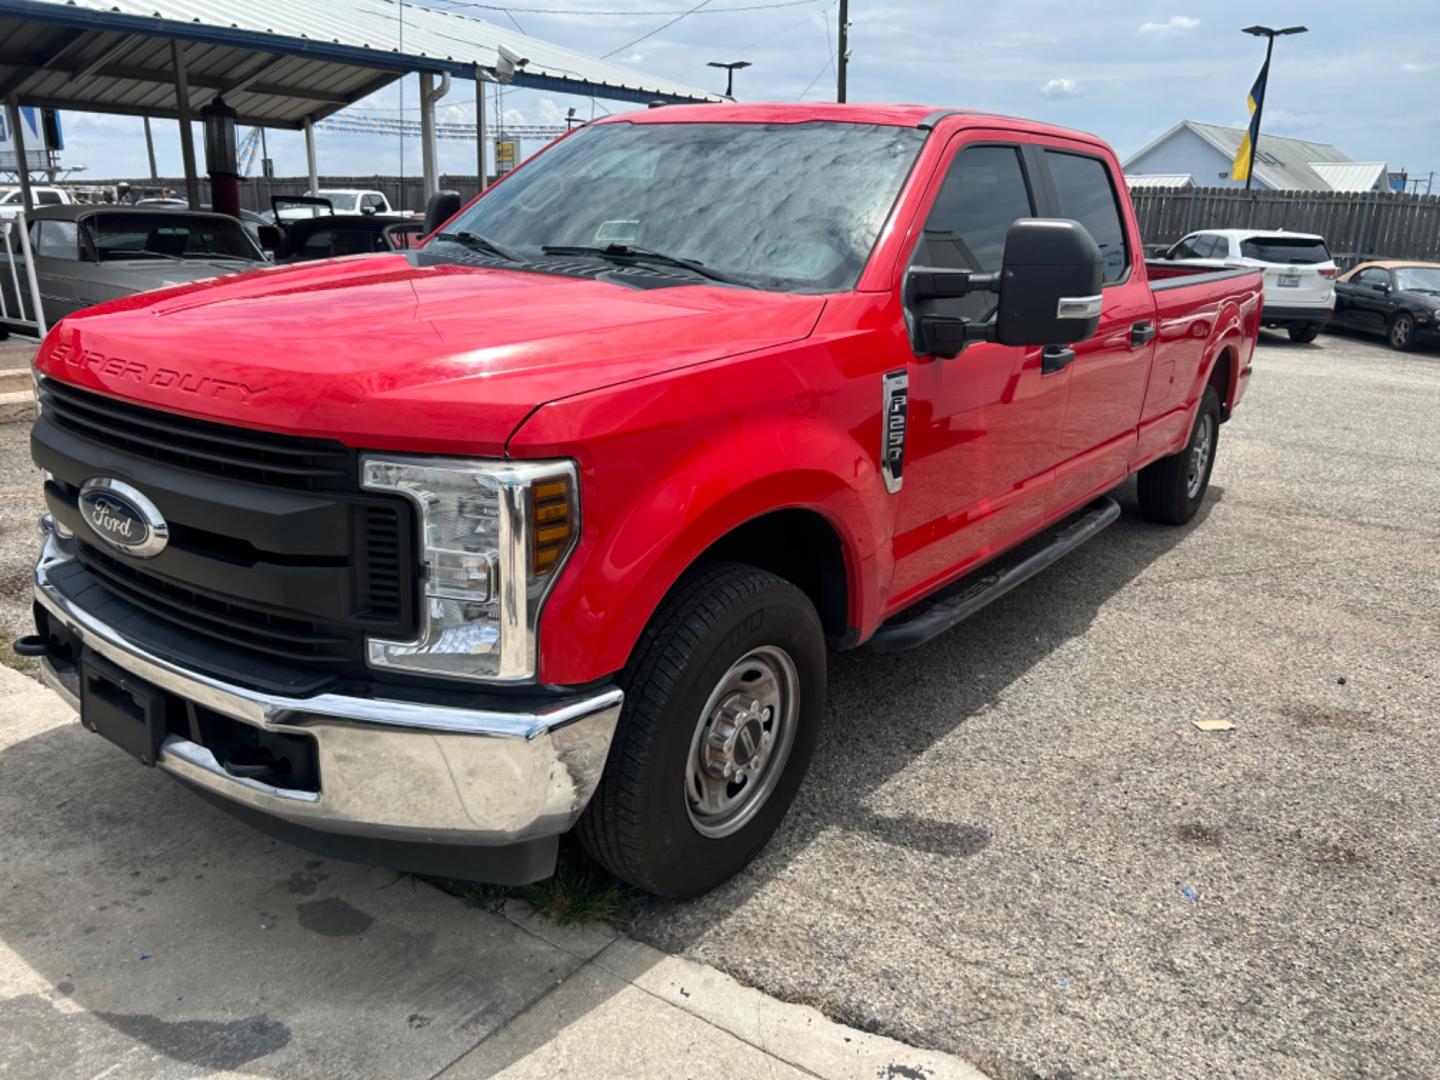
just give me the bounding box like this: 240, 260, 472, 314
1262, 264, 1331, 305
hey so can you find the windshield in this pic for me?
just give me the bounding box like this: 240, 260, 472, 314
85, 212, 263, 262
435, 121, 927, 292
319, 192, 359, 212
1395, 267, 1440, 293
1240, 236, 1331, 264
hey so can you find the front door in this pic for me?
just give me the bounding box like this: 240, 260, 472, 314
886, 136, 1072, 610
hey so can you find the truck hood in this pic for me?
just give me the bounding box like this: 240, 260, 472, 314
35, 253, 826, 455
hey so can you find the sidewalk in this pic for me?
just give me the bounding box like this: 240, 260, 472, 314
0, 663, 985, 1080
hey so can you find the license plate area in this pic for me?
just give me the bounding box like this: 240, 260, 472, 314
1277, 273, 1301, 288
80, 655, 166, 767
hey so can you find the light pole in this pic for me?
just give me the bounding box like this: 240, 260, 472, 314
1240, 24, 1307, 192
707, 60, 751, 99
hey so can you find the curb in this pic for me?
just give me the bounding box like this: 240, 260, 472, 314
0, 389, 35, 424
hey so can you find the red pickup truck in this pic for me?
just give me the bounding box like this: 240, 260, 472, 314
22, 104, 1260, 898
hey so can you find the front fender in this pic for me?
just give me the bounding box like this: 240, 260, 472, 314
511, 368, 893, 687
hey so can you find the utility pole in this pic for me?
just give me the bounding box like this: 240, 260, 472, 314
837, 0, 849, 103
1240, 25, 1306, 192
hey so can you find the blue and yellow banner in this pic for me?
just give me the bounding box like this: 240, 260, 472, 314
1231, 59, 1269, 181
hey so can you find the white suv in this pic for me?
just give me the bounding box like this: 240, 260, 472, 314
1162, 228, 1336, 343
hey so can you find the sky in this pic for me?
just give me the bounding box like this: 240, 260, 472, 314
46, 0, 1440, 191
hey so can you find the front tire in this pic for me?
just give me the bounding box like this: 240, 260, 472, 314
1388, 314, 1416, 352
1288, 324, 1320, 344
576, 563, 825, 898
1137, 386, 1220, 525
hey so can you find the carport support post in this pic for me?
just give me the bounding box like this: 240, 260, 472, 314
3, 97, 33, 213
304, 117, 318, 196
172, 42, 200, 209
475, 64, 488, 194
419, 73, 437, 200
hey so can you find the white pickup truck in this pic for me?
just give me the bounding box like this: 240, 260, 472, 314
0, 185, 78, 219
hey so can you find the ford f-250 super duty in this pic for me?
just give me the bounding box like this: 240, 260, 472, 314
19, 104, 1260, 898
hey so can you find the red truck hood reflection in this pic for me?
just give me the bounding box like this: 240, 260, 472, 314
35, 254, 826, 455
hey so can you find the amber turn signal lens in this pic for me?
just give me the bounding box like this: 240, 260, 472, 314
531, 476, 574, 576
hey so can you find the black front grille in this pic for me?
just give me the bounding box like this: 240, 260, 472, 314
75, 542, 359, 667
360, 505, 404, 621
40, 378, 355, 491
34, 380, 422, 694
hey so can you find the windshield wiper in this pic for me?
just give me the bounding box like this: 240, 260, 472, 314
434, 230, 523, 262
99, 248, 183, 262
540, 244, 754, 288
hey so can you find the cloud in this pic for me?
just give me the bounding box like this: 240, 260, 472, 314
1041, 77, 1082, 99
1138, 15, 1200, 36
1401, 60, 1437, 72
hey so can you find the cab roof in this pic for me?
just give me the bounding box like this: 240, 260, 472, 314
595, 102, 1108, 146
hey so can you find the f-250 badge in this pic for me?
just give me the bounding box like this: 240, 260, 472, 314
881, 370, 908, 494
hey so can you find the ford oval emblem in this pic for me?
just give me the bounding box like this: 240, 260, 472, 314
78, 478, 169, 558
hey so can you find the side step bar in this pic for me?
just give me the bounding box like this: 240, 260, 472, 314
866, 496, 1121, 653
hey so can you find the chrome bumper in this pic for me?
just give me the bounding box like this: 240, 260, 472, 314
34, 532, 622, 846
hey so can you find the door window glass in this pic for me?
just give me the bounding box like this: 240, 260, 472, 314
914, 145, 1035, 322
35, 219, 80, 259
1353, 266, 1390, 288
1044, 150, 1130, 283
36, 190, 63, 206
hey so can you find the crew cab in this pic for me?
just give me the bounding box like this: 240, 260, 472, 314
19, 104, 1260, 899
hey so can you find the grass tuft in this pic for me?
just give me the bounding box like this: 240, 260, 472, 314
429, 844, 624, 925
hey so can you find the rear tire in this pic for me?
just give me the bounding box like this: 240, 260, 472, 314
1288, 324, 1320, 344
1388, 313, 1416, 352
576, 563, 826, 898
1137, 386, 1220, 526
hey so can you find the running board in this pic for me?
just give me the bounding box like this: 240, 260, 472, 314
866, 496, 1122, 653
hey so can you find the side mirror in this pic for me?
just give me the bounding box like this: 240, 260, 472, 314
361, 205, 376, 216
1369, 282, 1389, 293
256, 224, 281, 251
994, 219, 1104, 347
906, 218, 1103, 358
424, 190, 462, 236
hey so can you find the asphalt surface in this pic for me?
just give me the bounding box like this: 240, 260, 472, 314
616, 330, 1440, 1079
1, 329, 1436, 1078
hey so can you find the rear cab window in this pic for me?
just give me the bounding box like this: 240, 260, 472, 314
1241, 236, 1331, 264
1044, 150, 1130, 283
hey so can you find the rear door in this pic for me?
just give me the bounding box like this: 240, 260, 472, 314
1241, 235, 1333, 307
1034, 143, 1157, 510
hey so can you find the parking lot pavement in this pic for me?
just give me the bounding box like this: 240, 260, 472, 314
619, 331, 1440, 1079
0, 664, 984, 1080
2, 331, 1437, 1080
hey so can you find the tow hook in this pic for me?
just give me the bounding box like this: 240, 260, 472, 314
11, 635, 53, 658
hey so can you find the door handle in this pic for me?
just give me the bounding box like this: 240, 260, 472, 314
1041, 345, 1076, 375
1130, 321, 1157, 348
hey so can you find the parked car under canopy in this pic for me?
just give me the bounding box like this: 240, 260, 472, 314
1, 205, 266, 328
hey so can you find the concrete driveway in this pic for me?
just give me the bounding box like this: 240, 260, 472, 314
0, 663, 979, 1080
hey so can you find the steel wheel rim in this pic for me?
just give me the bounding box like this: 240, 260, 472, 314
1187, 414, 1213, 499
1392, 318, 1411, 347
685, 645, 799, 840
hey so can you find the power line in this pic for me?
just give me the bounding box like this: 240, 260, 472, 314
602, 0, 713, 58
793, 57, 830, 101
668, 2, 824, 77
427, 0, 815, 15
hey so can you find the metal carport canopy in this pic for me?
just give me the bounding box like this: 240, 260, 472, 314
0, 0, 722, 129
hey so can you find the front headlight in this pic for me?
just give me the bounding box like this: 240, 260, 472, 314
362, 456, 579, 682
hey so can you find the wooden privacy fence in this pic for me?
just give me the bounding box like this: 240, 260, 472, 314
1128, 186, 1440, 268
